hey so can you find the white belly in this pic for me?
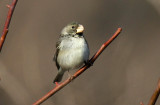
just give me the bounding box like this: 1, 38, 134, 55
57, 37, 89, 70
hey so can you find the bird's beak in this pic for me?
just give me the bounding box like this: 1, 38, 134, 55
76, 24, 84, 34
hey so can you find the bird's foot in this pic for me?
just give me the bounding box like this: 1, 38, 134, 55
67, 71, 74, 81
68, 75, 75, 82
55, 82, 60, 86
85, 60, 93, 66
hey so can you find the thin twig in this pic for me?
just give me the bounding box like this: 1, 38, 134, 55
147, 79, 160, 105
32, 28, 122, 105
0, 0, 18, 52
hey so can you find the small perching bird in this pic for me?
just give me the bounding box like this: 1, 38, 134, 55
53, 22, 90, 83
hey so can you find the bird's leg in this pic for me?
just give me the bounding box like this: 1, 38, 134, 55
67, 70, 74, 81
67, 70, 71, 77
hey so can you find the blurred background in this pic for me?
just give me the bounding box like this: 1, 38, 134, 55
0, 0, 160, 105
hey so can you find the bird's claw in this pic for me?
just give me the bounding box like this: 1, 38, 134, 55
55, 82, 60, 86
85, 60, 93, 66
69, 75, 74, 80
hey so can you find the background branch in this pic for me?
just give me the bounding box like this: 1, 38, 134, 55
0, 0, 18, 52
140, 79, 160, 105
147, 79, 160, 105
32, 28, 122, 105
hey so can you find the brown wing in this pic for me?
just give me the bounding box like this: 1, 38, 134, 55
53, 40, 61, 70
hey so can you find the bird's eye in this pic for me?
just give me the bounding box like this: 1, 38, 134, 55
72, 26, 75, 29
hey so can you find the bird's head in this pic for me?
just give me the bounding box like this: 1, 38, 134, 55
61, 22, 84, 37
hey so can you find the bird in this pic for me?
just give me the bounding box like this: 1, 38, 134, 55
53, 22, 90, 84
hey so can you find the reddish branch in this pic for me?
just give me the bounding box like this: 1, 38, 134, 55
147, 79, 160, 105
140, 79, 160, 105
0, 0, 18, 52
32, 28, 122, 105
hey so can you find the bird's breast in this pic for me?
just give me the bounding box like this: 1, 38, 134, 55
57, 37, 89, 70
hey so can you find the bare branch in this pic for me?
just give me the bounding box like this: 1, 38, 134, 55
147, 79, 160, 105
0, 0, 18, 52
32, 28, 122, 105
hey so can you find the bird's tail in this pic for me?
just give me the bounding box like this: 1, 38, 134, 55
53, 69, 64, 83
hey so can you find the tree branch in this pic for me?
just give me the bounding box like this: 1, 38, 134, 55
147, 79, 160, 105
0, 0, 18, 52
32, 28, 122, 105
